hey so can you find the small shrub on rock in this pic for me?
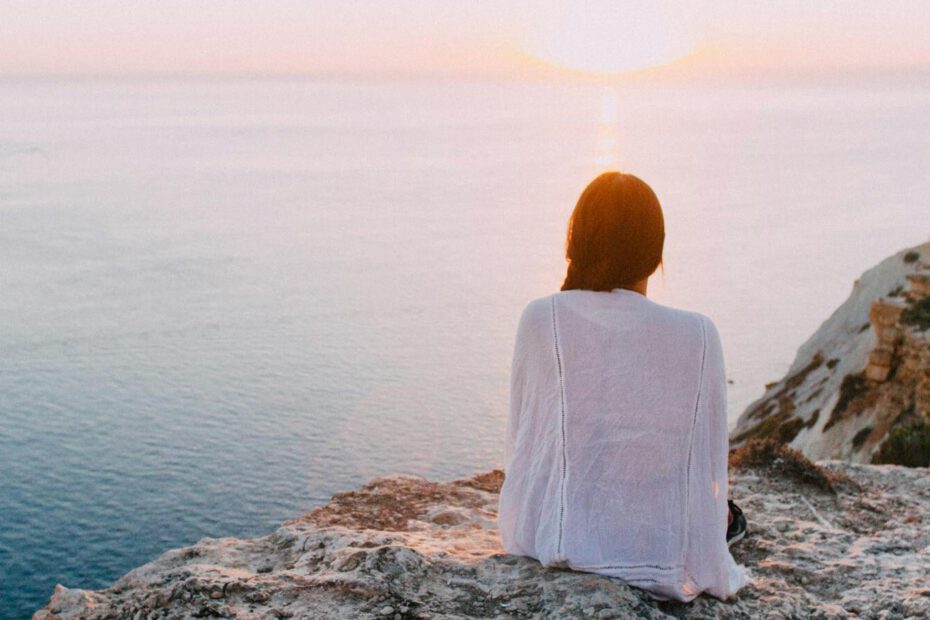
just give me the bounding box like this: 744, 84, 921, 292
872, 423, 930, 467
900, 296, 930, 331
729, 439, 842, 493
824, 372, 869, 431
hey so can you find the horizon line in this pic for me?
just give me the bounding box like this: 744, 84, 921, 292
3, 62, 930, 84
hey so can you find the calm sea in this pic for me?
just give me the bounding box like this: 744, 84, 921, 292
1, 75, 928, 617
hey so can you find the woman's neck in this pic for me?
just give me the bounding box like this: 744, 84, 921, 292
626, 277, 648, 296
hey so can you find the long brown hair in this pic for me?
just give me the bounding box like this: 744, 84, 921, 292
561, 172, 665, 292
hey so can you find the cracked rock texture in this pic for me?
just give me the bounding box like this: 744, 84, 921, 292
34, 464, 930, 619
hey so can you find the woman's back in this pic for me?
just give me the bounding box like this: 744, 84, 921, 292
498, 288, 747, 601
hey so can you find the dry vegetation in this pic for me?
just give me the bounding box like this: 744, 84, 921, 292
728, 438, 849, 493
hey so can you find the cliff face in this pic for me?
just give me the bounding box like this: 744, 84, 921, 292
34, 460, 930, 620
731, 240, 930, 463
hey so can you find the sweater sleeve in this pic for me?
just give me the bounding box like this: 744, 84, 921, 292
683, 315, 748, 600
504, 298, 546, 470
504, 307, 529, 470
499, 297, 560, 558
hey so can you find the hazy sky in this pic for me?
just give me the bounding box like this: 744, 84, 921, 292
2, 0, 929, 77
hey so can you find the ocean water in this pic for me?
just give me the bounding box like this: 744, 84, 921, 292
1, 75, 929, 617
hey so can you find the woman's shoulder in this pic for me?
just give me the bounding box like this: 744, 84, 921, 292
652, 304, 722, 347
519, 290, 721, 337
516, 293, 557, 328
659, 304, 717, 332
645, 304, 724, 362
556, 289, 713, 323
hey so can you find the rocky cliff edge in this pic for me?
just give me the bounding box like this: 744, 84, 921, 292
34, 447, 930, 620
732, 240, 930, 464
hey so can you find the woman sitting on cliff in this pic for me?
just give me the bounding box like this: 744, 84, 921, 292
498, 172, 748, 602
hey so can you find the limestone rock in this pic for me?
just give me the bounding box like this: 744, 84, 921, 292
33, 465, 930, 619
731, 240, 930, 463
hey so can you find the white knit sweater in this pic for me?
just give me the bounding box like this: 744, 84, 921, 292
498, 288, 748, 601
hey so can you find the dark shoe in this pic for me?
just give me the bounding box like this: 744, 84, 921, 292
727, 500, 746, 547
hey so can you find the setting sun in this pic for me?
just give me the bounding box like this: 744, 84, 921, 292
523, 0, 696, 74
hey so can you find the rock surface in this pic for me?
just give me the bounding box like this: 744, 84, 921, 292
731, 240, 930, 463
34, 463, 930, 619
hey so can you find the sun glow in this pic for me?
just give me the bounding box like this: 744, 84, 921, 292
524, 0, 696, 75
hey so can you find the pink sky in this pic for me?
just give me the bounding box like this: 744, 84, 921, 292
2, 0, 929, 77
